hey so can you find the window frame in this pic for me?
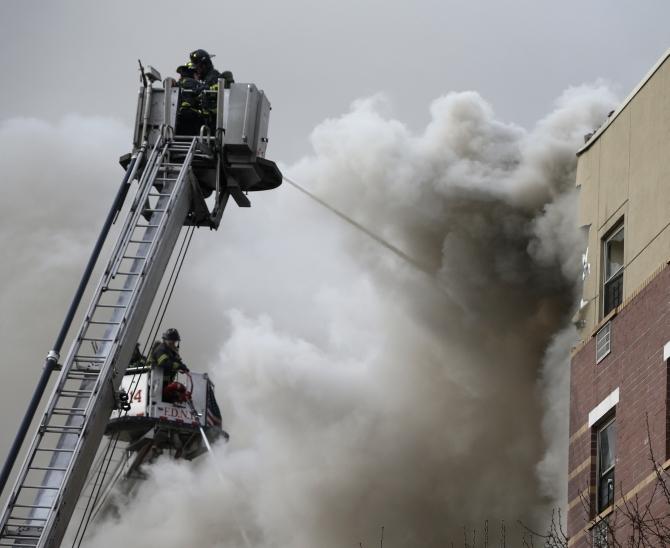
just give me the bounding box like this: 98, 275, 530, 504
595, 416, 616, 514
602, 222, 624, 317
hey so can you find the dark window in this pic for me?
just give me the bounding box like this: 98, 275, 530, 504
597, 418, 616, 513
603, 225, 624, 316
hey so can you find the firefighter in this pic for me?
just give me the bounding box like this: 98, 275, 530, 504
175, 62, 205, 135
189, 49, 234, 89
177, 62, 199, 91
189, 49, 234, 130
149, 328, 190, 403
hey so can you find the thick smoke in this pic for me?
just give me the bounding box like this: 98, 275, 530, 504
0, 84, 617, 547
0, 116, 128, 464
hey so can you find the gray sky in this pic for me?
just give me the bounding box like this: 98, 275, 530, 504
1, 1, 670, 543
1, 0, 669, 163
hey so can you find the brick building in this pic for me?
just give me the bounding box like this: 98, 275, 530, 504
567, 50, 670, 546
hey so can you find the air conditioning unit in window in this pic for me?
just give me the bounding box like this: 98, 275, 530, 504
596, 322, 612, 363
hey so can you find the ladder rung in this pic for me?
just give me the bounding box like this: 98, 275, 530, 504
67, 372, 101, 379
117, 262, 146, 267
44, 422, 83, 429
35, 448, 75, 453
11, 504, 52, 509
0, 542, 44, 547
93, 304, 127, 309
88, 319, 122, 325
58, 389, 93, 396
81, 337, 115, 342
1, 533, 43, 540
51, 409, 86, 416
135, 224, 160, 228
102, 288, 134, 293
68, 370, 100, 376
148, 192, 172, 197
21, 485, 60, 491
142, 208, 166, 213
52, 407, 87, 412
121, 255, 147, 260
28, 466, 66, 472
73, 355, 106, 361
42, 426, 82, 434
5, 517, 46, 523
0, 518, 44, 532
55, 395, 91, 401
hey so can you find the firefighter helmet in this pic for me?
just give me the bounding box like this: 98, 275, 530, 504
162, 328, 181, 342
176, 63, 195, 77
189, 49, 214, 65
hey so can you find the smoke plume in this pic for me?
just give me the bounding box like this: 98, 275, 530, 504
0, 84, 617, 547
0, 116, 128, 463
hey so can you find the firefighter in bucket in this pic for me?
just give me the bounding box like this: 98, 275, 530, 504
149, 328, 190, 403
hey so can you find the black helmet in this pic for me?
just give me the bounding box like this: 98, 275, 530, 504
190, 49, 214, 65
162, 328, 181, 342
176, 63, 195, 77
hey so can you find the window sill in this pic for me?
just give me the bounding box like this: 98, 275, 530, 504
589, 504, 613, 527
592, 309, 618, 339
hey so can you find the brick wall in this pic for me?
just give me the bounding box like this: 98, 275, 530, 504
567, 264, 670, 546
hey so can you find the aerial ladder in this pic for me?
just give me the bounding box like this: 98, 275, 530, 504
0, 64, 282, 547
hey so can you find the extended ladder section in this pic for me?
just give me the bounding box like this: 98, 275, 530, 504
0, 137, 199, 547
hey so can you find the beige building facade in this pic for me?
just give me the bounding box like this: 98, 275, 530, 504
568, 50, 670, 546
575, 50, 670, 336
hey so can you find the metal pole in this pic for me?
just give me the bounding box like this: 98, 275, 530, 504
0, 155, 139, 499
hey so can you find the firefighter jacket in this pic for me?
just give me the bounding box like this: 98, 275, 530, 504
148, 342, 186, 383
199, 68, 221, 114
199, 68, 234, 114
201, 68, 221, 88
202, 68, 234, 89
178, 77, 203, 111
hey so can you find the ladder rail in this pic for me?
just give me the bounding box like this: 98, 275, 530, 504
37, 138, 197, 515
106, 139, 169, 280
106, 138, 164, 271
0, 138, 167, 530
0, 137, 198, 547
15, 140, 175, 524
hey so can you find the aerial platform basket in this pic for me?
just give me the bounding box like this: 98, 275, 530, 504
128, 71, 282, 224
106, 367, 228, 461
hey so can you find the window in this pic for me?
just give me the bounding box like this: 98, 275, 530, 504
603, 224, 624, 316
597, 418, 616, 513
